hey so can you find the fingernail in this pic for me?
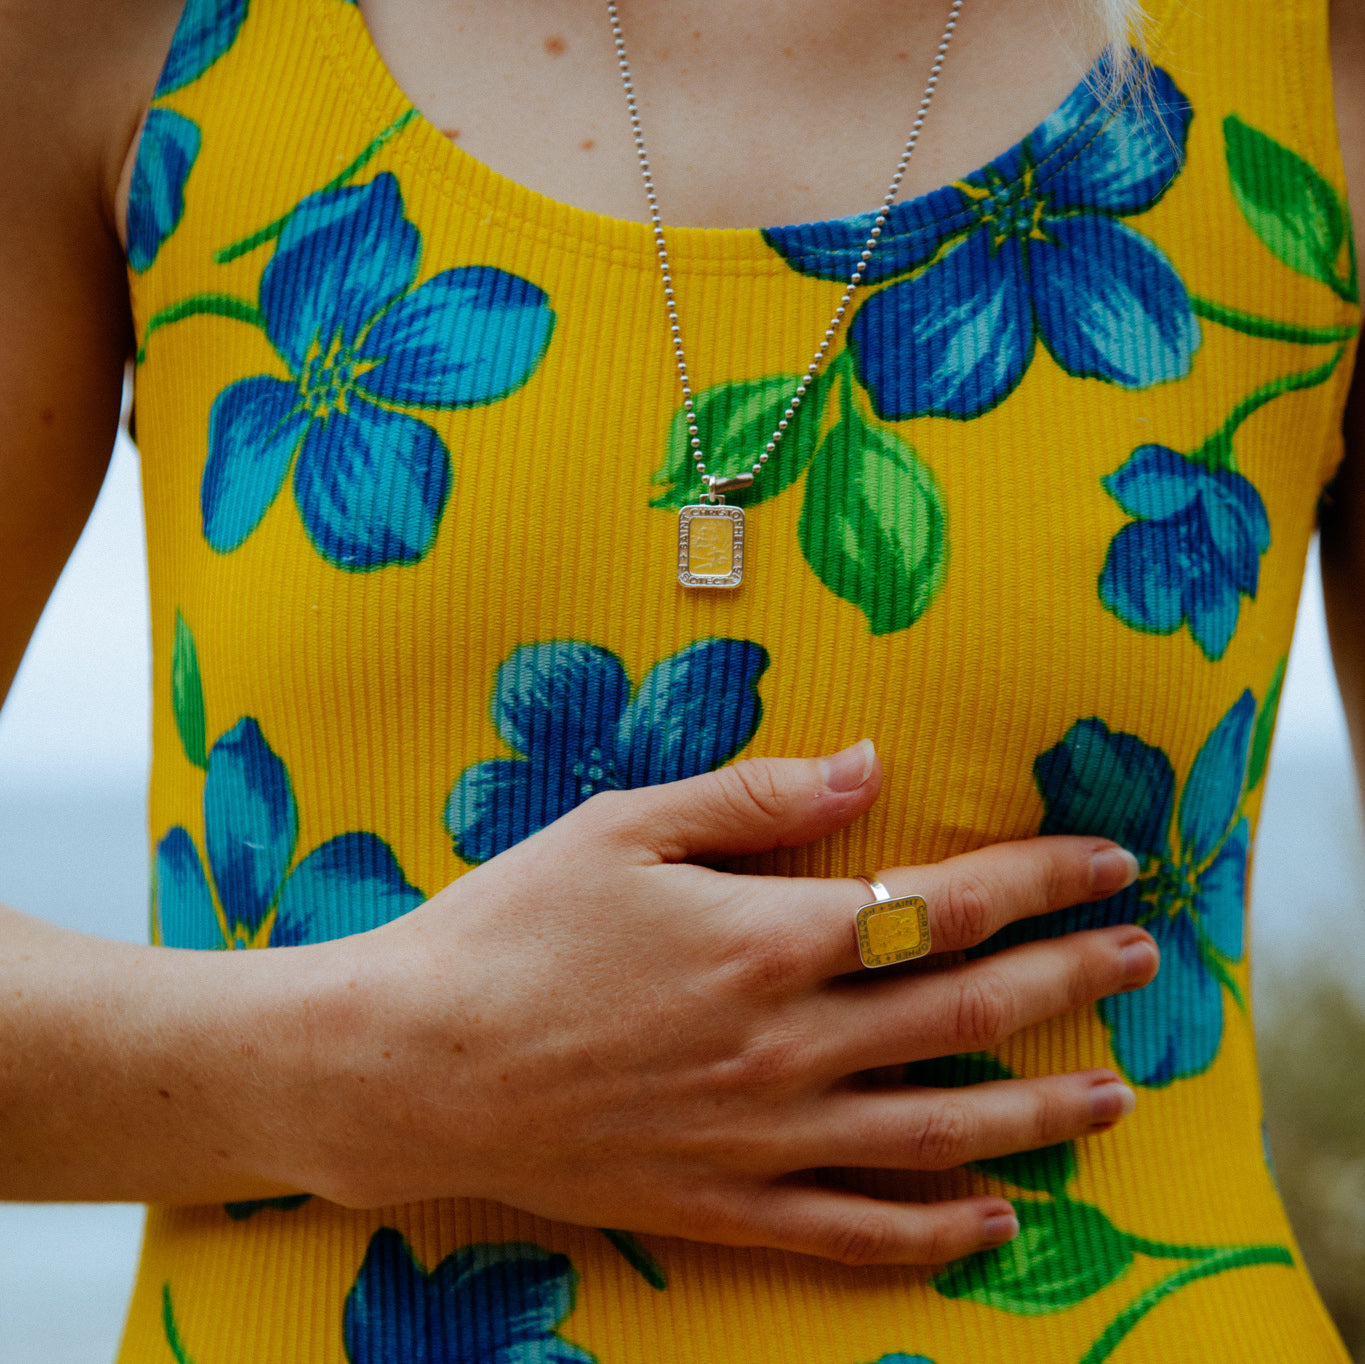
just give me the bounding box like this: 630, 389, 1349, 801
819, 739, 876, 793
1090, 847, 1139, 893
1120, 939, 1159, 987
1089, 1080, 1137, 1125
979, 1211, 1020, 1248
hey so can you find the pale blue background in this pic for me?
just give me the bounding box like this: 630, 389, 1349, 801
0, 432, 1361, 1363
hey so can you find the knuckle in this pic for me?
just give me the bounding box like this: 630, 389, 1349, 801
718, 758, 790, 823
1069, 937, 1118, 1008
676, 1191, 748, 1247
953, 969, 1016, 1048
942, 872, 995, 946
1029, 1084, 1069, 1144
824, 1210, 893, 1266
734, 1029, 815, 1094
732, 933, 809, 996
907, 1099, 977, 1170
574, 788, 636, 839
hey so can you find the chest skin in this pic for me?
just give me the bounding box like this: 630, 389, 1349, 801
112, 0, 1111, 242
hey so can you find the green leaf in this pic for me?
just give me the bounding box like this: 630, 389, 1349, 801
972, 1144, 1077, 1197
932, 1199, 1134, 1314
1225, 115, 1357, 300
172, 612, 209, 770
798, 402, 946, 634
903, 1054, 1076, 1194
650, 373, 826, 510
1246, 656, 1287, 793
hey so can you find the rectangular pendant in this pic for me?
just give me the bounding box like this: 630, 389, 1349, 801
677, 504, 745, 589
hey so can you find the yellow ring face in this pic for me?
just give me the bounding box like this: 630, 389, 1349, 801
855, 894, 931, 968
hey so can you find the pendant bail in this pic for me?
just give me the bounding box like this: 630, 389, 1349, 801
705, 472, 755, 502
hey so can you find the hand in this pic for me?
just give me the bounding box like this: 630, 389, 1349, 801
288, 740, 1156, 1266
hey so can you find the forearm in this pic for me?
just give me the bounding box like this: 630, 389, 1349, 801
0, 902, 329, 1203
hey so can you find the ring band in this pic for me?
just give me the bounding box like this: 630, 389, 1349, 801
854, 874, 931, 969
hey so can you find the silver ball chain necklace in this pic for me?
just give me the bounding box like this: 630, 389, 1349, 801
607, 0, 966, 589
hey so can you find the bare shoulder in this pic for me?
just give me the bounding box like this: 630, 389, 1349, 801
0, 0, 184, 219
0, 0, 184, 707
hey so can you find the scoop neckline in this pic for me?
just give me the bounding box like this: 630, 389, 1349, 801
313, 0, 1178, 266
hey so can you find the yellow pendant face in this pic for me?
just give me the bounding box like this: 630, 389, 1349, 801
856, 895, 931, 968
678, 505, 744, 588
688, 515, 734, 574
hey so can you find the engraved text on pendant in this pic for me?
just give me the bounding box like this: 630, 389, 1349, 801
678, 504, 744, 589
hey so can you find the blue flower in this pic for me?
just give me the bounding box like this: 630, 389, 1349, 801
126, 0, 248, 271
445, 638, 768, 863
127, 109, 202, 273
154, 0, 249, 97
764, 54, 1198, 420
153, 717, 425, 948
1099, 445, 1271, 661
343, 1228, 595, 1364
200, 173, 555, 569
979, 693, 1255, 1087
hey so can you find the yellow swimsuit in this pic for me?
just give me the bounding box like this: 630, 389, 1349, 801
122, 0, 1357, 1357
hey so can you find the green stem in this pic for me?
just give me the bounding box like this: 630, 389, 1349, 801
1189, 295, 1356, 345
161, 1283, 199, 1364
599, 1229, 668, 1291
1120, 1233, 1224, 1260
214, 109, 419, 264
1189, 345, 1346, 472
1077, 1245, 1293, 1364
137, 294, 265, 364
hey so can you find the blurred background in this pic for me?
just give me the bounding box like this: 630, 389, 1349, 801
1, 427, 1362, 1362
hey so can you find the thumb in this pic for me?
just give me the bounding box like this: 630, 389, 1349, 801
592, 739, 882, 862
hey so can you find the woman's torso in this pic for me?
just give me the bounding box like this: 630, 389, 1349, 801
118, 0, 1356, 1358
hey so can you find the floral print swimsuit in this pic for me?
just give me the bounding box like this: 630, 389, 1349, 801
120, 0, 1357, 1359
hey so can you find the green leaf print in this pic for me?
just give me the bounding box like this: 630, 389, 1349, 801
798, 392, 946, 635
904, 1053, 1077, 1195
172, 611, 209, 770
932, 1199, 1134, 1314
650, 372, 826, 511
1224, 115, 1358, 301
1245, 656, 1287, 793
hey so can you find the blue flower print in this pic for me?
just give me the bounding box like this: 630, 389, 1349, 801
764, 53, 1198, 420
200, 173, 555, 569
125, 0, 248, 271
974, 693, 1256, 1087
343, 1228, 595, 1364
154, 717, 425, 948
127, 110, 202, 273
445, 638, 768, 864
154, 0, 249, 98
1099, 445, 1270, 661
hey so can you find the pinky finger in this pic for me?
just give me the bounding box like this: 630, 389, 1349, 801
727, 1187, 1019, 1266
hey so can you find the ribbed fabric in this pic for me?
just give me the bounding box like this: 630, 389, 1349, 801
121, 0, 1357, 1358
